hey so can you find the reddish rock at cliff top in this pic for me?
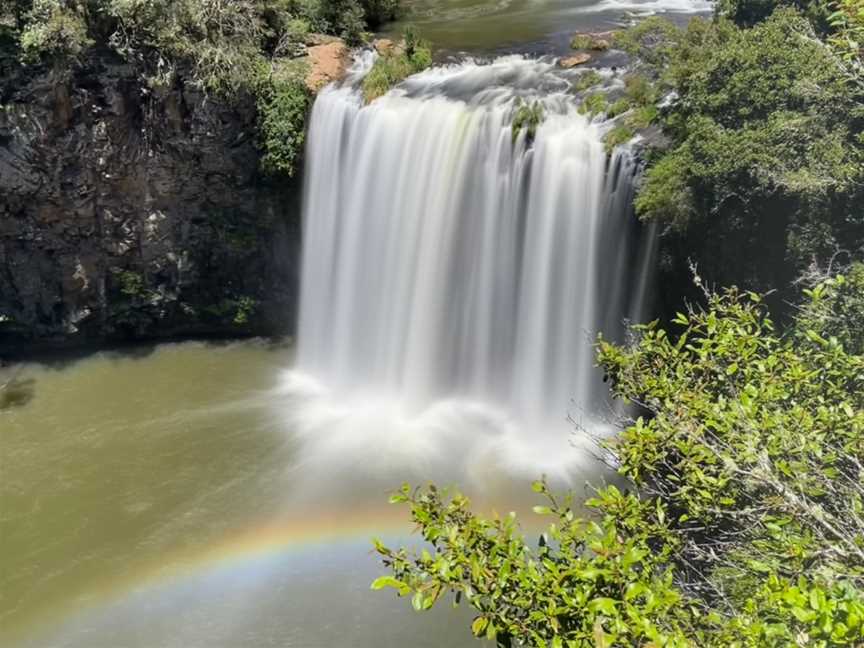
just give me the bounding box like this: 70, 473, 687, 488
305, 41, 351, 92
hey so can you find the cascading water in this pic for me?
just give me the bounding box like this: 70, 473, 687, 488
286, 56, 655, 487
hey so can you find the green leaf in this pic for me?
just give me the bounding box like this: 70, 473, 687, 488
471, 617, 488, 637
624, 582, 647, 601
588, 597, 618, 616
370, 576, 410, 596
485, 620, 498, 640
412, 591, 424, 611
805, 329, 828, 346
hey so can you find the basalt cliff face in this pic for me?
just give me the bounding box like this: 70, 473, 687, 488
0, 53, 301, 355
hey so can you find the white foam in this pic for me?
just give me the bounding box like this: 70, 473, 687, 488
275, 370, 615, 498
577, 0, 713, 15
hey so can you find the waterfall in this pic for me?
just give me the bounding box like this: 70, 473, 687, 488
295, 57, 653, 437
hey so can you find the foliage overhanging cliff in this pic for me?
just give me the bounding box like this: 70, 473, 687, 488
0, 0, 391, 351
615, 2, 864, 311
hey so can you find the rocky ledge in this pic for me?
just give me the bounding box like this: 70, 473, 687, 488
0, 53, 302, 355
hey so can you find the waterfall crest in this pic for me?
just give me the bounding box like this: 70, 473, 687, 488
294, 57, 653, 437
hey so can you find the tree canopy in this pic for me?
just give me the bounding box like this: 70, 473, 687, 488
373, 265, 864, 647
0, 0, 406, 175
614, 9, 864, 297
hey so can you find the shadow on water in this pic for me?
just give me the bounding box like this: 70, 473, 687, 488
0, 376, 36, 410
0, 335, 294, 370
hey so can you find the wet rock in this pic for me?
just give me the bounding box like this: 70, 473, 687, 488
559, 53, 592, 68
0, 54, 301, 354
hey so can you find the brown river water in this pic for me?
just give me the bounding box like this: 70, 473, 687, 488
2, 0, 710, 644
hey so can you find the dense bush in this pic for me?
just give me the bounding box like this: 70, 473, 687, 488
0, 0, 404, 174
17, 0, 91, 63
315, 0, 401, 44
5, 0, 330, 89
373, 271, 864, 646
257, 60, 311, 176
615, 9, 864, 298
598, 74, 659, 150
511, 98, 544, 144
826, 0, 864, 72
317, 0, 366, 43
796, 261, 864, 356
361, 26, 431, 102
359, 0, 400, 28
718, 0, 831, 29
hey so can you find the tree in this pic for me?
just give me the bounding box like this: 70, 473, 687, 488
612, 10, 864, 306
2, 0, 406, 175
796, 261, 864, 356
372, 271, 864, 646
0, 1, 32, 31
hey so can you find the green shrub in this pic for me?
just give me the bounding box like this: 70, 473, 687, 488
621, 10, 864, 290
595, 280, 864, 642
826, 0, 864, 70
8, 0, 403, 89
578, 92, 607, 116
718, 0, 831, 30
605, 97, 630, 118
511, 98, 544, 144
203, 295, 259, 325
258, 61, 311, 176
374, 482, 694, 647
622, 73, 655, 106
318, 0, 366, 44
612, 15, 682, 69
19, 0, 91, 63
627, 103, 657, 128
603, 88, 659, 151
570, 33, 593, 49
572, 69, 601, 91
361, 27, 431, 103
5, 0, 405, 176
373, 276, 864, 646
603, 123, 635, 151
276, 18, 311, 56
360, 0, 400, 28
796, 262, 864, 356
104, 0, 274, 93
112, 268, 152, 299
232, 296, 258, 325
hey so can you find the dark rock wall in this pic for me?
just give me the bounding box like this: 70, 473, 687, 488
0, 53, 301, 355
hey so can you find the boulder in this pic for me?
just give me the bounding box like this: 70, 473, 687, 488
559, 53, 592, 68
305, 41, 351, 92
372, 38, 395, 55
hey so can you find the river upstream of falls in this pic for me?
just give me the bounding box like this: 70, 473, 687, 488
4, 46, 691, 647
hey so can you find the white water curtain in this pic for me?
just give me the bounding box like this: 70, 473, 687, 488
297, 58, 652, 427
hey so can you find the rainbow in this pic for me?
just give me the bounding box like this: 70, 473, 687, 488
6, 505, 414, 647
